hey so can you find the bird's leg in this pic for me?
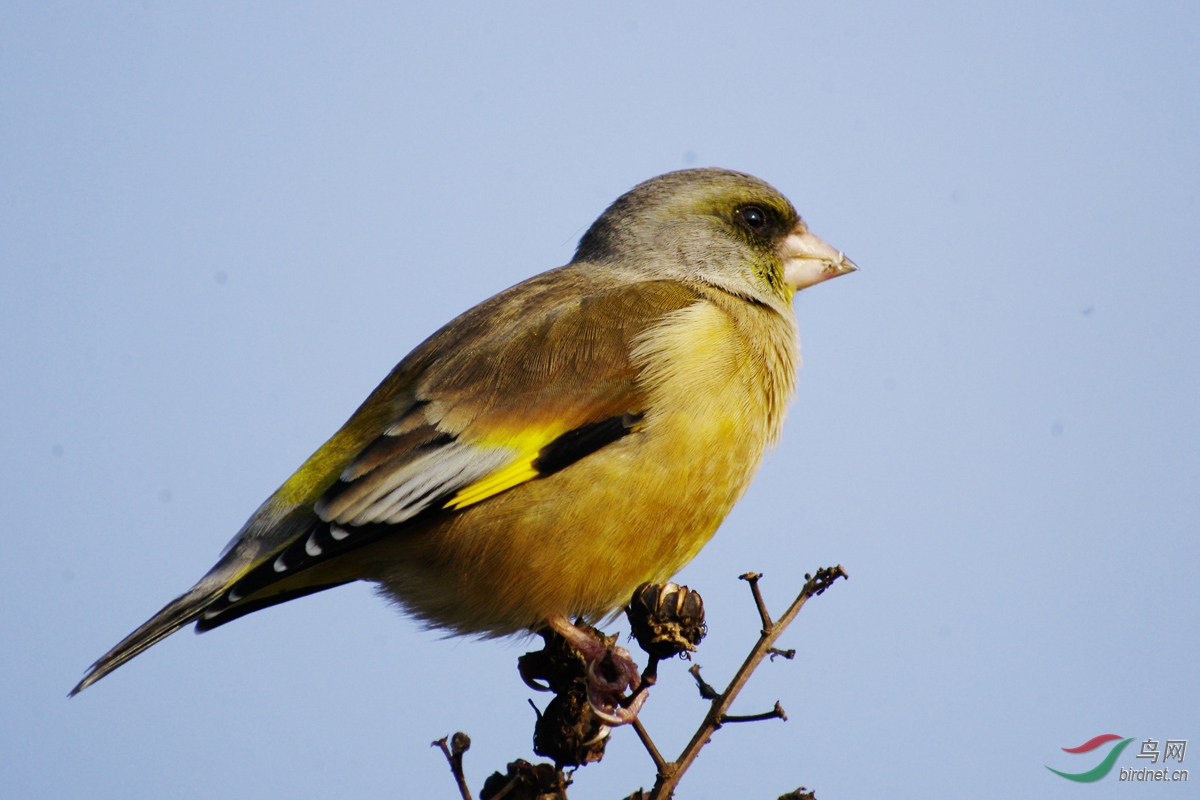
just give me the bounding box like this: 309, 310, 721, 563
546, 614, 647, 725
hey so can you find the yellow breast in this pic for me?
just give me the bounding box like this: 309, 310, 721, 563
363, 294, 799, 636
625, 294, 798, 568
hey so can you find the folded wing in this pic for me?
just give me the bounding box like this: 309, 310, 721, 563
72, 273, 699, 693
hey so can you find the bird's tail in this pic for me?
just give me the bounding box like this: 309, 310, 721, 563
69, 580, 226, 696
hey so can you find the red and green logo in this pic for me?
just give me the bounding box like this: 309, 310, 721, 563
1046, 734, 1135, 782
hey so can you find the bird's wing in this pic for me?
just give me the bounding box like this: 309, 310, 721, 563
199, 274, 702, 617
318, 274, 700, 524
71, 274, 700, 694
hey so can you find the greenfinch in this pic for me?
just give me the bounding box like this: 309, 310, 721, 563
72, 168, 855, 714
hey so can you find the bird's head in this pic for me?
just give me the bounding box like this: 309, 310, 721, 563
573, 168, 856, 311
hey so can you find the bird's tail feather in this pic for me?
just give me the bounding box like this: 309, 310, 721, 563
69, 582, 225, 696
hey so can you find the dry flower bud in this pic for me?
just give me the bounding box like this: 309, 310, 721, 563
626, 582, 706, 659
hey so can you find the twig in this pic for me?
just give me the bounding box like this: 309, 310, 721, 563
686, 664, 720, 701
432, 732, 473, 800
644, 565, 848, 799
741, 572, 773, 629
621, 655, 660, 708
720, 700, 787, 724
632, 717, 668, 774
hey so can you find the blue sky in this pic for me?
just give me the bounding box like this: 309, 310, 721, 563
2, 3, 1197, 798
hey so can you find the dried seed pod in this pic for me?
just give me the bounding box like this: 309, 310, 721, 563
625, 582, 706, 659
519, 624, 613, 694
480, 759, 569, 800
532, 687, 610, 768
519, 624, 611, 768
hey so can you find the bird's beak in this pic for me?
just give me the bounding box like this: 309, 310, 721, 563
778, 223, 858, 292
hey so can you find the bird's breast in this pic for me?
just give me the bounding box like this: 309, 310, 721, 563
626, 295, 799, 555
363, 297, 799, 636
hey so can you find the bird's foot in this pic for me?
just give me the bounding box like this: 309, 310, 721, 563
547, 615, 647, 725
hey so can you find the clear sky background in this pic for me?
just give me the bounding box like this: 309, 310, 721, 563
2, 3, 1197, 798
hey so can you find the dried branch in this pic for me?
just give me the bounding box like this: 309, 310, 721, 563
642, 566, 848, 799
742, 571, 774, 629
686, 664, 720, 701
433, 566, 846, 800
721, 700, 787, 725
631, 718, 668, 775
432, 732, 473, 800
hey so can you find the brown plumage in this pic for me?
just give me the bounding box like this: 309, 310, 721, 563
72, 168, 855, 695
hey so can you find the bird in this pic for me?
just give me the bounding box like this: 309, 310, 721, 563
71, 168, 856, 720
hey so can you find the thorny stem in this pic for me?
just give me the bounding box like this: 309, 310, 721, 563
643, 565, 848, 800
432, 734, 472, 800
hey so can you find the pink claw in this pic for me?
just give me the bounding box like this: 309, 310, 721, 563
547, 615, 647, 725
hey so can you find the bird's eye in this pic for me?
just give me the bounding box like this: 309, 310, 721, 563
737, 205, 768, 232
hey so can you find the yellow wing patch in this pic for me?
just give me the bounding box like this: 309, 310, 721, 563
444, 426, 567, 510
444, 457, 541, 510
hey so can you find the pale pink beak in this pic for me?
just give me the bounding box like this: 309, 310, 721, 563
778, 223, 857, 291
